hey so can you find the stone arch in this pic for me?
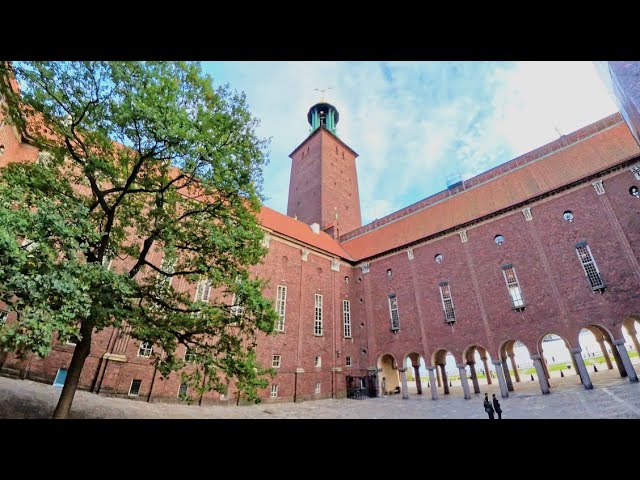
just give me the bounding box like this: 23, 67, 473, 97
537, 332, 583, 389
377, 353, 400, 396
462, 344, 495, 394
403, 351, 425, 396
496, 339, 537, 395
431, 348, 460, 396
581, 324, 628, 378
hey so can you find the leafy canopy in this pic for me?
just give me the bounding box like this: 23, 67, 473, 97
0, 61, 277, 402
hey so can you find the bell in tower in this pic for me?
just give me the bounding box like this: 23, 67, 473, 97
307, 102, 339, 135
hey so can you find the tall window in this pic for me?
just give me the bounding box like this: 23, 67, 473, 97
0, 310, 8, 327
195, 279, 212, 302
502, 265, 525, 309
270, 384, 278, 398
439, 282, 456, 323
137, 341, 153, 357
315, 382, 321, 394
159, 256, 175, 286
343, 300, 351, 338
576, 242, 605, 290
314, 294, 323, 336
129, 379, 142, 396
275, 285, 287, 332
178, 382, 188, 398
230, 294, 244, 316
346, 356, 352, 367
272, 355, 281, 368
388, 294, 399, 331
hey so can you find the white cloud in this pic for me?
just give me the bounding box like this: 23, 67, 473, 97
202, 61, 618, 226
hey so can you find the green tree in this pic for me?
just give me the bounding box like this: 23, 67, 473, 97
0, 61, 277, 418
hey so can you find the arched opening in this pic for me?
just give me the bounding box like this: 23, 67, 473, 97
404, 352, 426, 395
377, 353, 400, 396
463, 344, 497, 395
432, 349, 459, 396
498, 340, 542, 395
577, 325, 630, 383
537, 333, 581, 389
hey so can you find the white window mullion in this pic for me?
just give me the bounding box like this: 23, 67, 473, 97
314, 294, 323, 336
343, 300, 351, 338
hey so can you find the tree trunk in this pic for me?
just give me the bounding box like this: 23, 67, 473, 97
52, 321, 93, 419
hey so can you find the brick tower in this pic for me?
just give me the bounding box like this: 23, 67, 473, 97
286, 102, 362, 236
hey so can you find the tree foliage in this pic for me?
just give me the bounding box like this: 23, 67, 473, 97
0, 61, 277, 417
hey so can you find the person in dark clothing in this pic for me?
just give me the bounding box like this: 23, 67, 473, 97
483, 393, 495, 419
492, 394, 502, 419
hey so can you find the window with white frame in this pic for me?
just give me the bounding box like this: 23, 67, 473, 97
346, 356, 352, 367
178, 382, 188, 398
388, 294, 400, 331
315, 382, 321, 394
129, 379, 142, 396
137, 341, 153, 357
184, 347, 197, 363
21, 237, 38, 252
314, 294, 323, 336
0, 310, 8, 326
315, 356, 322, 368
439, 282, 456, 323
576, 242, 605, 291
270, 384, 278, 398
272, 355, 281, 368
159, 256, 175, 286
230, 293, 245, 316
343, 300, 351, 338
502, 265, 525, 309
195, 279, 212, 302
275, 285, 287, 332
102, 256, 113, 271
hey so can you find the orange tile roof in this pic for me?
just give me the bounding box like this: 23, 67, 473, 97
340, 116, 640, 261
258, 206, 352, 260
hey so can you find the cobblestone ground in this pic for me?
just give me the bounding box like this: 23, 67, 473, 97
1, 367, 639, 419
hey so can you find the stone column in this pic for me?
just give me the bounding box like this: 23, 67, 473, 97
457, 363, 471, 399
531, 354, 550, 394
613, 338, 639, 383
627, 326, 640, 357
468, 361, 481, 394
610, 342, 628, 377
502, 359, 514, 392
439, 364, 450, 394
541, 356, 551, 382
481, 356, 492, 384
436, 365, 442, 387
508, 353, 521, 382
570, 347, 593, 389
426, 367, 438, 401
492, 360, 509, 398
570, 355, 583, 383
399, 367, 410, 399
413, 364, 422, 395
597, 339, 614, 370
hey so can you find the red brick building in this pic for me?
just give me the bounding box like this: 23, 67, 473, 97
1, 96, 640, 405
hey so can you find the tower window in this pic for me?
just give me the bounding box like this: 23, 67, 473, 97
343, 300, 352, 338
494, 235, 504, 245
275, 285, 287, 332
439, 282, 456, 323
575, 242, 605, 291
272, 355, 282, 368
502, 265, 525, 310
314, 294, 323, 336
388, 294, 400, 331
346, 356, 352, 367
435, 254, 443, 263
630, 186, 640, 198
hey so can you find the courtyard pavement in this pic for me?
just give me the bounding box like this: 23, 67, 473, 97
1, 367, 639, 419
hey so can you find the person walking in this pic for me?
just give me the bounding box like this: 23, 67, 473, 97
492, 394, 502, 419
381, 377, 387, 396
483, 393, 495, 419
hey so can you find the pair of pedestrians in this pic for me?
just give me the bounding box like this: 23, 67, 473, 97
483, 392, 502, 419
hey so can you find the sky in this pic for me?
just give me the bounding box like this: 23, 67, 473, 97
201, 62, 618, 226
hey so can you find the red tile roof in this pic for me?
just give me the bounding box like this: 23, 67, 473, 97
258, 206, 353, 260
340, 116, 640, 261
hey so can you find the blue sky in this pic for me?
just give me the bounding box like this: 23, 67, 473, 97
202, 62, 617, 226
